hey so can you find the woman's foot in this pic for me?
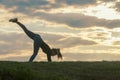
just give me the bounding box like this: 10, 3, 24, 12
9, 18, 18, 22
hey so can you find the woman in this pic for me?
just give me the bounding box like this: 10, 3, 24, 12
9, 18, 62, 62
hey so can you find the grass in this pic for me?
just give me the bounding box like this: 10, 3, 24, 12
0, 61, 120, 80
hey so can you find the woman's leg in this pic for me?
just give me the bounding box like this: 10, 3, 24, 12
29, 40, 39, 62
9, 18, 36, 40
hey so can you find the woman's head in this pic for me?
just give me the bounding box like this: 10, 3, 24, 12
51, 48, 62, 60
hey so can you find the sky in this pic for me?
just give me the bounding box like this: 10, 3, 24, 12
0, 0, 120, 62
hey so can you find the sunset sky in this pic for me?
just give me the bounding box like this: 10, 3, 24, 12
0, 0, 120, 61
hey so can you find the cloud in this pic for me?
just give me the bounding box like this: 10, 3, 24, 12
0, 0, 52, 14
55, 0, 97, 6
64, 53, 120, 61
0, 32, 32, 54
0, 31, 97, 61
112, 41, 120, 45
58, 37, 96, 48
1, 0, 120, 29
1, 53, 120, 61
40, 32, 96, 48
0, 0, 116, 13
111, 31, 120, 38
99, 0, 116, 2
1, 0, 120, 61
38, 13, 120, 28
114, 2, 120, 11
0, 0, 97, 11
0, 0, 50, 8
0, 31, 96, 55
106, 1, 120, 12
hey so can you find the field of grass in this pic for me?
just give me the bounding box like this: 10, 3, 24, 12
0, 61, 120, 80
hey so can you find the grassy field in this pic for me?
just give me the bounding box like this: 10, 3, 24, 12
0, 61, 120, 80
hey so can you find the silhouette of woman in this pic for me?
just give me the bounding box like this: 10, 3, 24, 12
9, 18, 53, 62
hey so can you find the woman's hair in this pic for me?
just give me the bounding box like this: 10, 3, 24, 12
51, 48, 62, 60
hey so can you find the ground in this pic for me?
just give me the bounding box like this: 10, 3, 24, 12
0, 61, 120, 80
